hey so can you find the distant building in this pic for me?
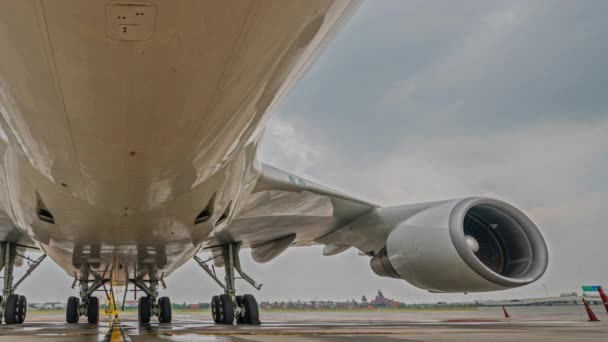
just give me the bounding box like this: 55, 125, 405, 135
368, 290, 401, 308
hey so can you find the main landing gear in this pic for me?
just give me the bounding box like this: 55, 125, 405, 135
132, 272, 172, 324
66, 263, 106, 324
194, 243, 262, 325
0, 242, 46, 325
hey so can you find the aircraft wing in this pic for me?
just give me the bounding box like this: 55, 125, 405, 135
0, 210, 38, 250
208, 163, 377, 263
0, 142, 38, 250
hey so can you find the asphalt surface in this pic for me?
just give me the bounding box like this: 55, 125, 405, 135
0, 308, 607, 341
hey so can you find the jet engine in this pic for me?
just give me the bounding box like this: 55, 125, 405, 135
370, 197, 548, 292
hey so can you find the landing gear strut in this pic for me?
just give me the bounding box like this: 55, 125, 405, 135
194, 243, 261, 325
132, 271, 172, 324
0, 242, 46, 325
66, 263, 106, 324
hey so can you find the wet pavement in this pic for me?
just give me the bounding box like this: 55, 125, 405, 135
0, 308, 607, 341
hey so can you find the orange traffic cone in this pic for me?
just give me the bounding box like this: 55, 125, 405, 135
582, 298, 600, 321
502, 306, 510, 318
598, 287, 608, 315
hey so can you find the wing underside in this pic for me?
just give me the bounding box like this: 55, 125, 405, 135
208, 164, 376, 263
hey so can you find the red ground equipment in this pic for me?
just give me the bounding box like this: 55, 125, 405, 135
502, 306, 510, 318
582, 298, 599, 322
598, 287, 608, 315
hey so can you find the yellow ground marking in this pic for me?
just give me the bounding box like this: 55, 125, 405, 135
106, 317, 130, 342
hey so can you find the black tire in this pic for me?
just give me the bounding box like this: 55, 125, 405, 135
17, 295, 27, 324
242, 294, 260, 325
235, 296, 244, 323
66, 296, 80, 324
87, 297, 99, 324
218, 294, 234, 325
211, 295, 220, 323
138, 297, 151, 324
4, 294, 21, 324
158, 297, 172, 323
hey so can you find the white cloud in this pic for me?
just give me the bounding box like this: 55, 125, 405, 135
261, 116, 328, 174
276, 117, 606, 206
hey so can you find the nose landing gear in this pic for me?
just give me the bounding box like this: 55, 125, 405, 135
194, 243, 261, 325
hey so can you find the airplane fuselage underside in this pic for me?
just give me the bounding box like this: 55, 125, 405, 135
0, 0, 356, 283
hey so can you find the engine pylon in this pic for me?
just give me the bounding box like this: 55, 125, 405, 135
582, 298, 599, 322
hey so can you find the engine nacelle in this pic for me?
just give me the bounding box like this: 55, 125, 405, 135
370, 197, 548, 292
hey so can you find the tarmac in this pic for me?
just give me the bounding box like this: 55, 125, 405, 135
0, 307, 607, 341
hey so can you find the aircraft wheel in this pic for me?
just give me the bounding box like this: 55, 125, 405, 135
211, 295, 220, 323
158, 297, 172, 323
235, 295, 244, 323
138, 296, 151, 324
17, 295, 27, 324
66, 296, 80, 323
4, 294, 22, 324
87, 296, 99, 324
241, 294, 260, 325
218, 294, 234, 325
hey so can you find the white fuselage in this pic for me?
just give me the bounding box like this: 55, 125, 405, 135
0, 0, 356, 282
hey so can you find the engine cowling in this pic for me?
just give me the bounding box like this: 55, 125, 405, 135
370, 197, 548, 292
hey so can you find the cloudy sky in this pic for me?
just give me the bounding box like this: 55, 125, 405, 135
20, 0, 608, 304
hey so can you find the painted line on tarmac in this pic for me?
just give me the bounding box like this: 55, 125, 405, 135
103, 317, 132, 342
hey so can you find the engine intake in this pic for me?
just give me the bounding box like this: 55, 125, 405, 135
371, 197, 548, 292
